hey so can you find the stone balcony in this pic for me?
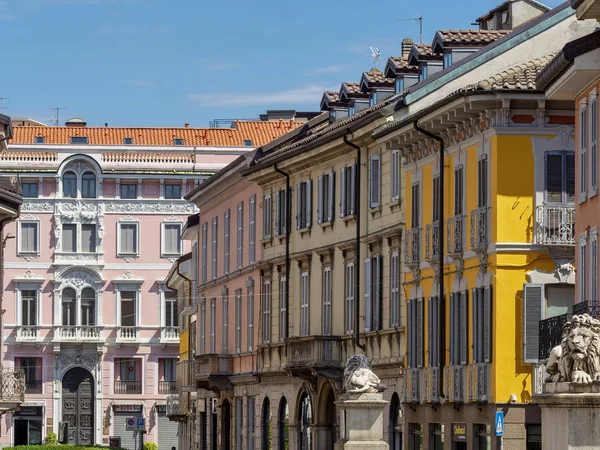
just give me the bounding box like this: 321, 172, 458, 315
404, 227, 421, 268
0, 370, 26, 412
404, 368, 420, 404
176, 360, 195, 393
466, 363, 491, 403
194, 354, 233, 393
420, 366, 441, 404
166, 393, 189, 421
116, 326, 139, 344
446, 215, 464, 255
284, 335, 343, 381
469, 206, 488, 250
114, 380, 142, 394
16, 326, 40, 346
534, 204, 575, 247
444, 365, 466, 403
159, 327, 179, 346
53, 326, 102, 342
178, 291, 197, 317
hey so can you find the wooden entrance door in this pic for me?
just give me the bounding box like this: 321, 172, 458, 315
62, 367, 94, 445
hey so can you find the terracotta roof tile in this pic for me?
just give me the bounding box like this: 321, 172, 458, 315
414, 44, 435, 57
323, 91, 340, 102
363, 68, 394, 85
437, 29, 511, 46
11, 121, 301, 147
475, 55, 554, 90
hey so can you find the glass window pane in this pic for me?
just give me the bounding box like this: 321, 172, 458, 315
545, 154, 563, 203
121, 291, 136, 326
23, 183, 38, 198
22, 290, 37, 326
20, 222, 38, 253
566, 153, 575, 203
81, 288, 96, 326
82, 172, 96, 198
165, 185, 181, 199
120, 223, 138, 254
164, 224, 181, 254
81, 224, 96, 253
121, 184, 137, 199
63, 172, 77, 198
62, 224, 77, 252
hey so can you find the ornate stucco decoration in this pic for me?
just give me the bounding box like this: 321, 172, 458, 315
104, 202, 197, 214
114, 271, 144, 283
343, 355, 387, 394
545, 314, 600, 385
13, 270, 45, 282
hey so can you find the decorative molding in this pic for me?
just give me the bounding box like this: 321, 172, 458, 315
116, 254, 140, 263
104, 263, 174, 270
20, 214, 40, 221
4, 262, 52, 269
13, 270, 45, 283
526, 264, 576, 285
21, 201, 53, 212
113, 271, 144, 283
105, 202, 197, 214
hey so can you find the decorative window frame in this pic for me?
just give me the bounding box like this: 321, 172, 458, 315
579, 232, 589, 304
590, 227, 598, 307
161, 217, 184, 260
117, 215, 140, 261
391, 149, 401, 203
17, 214, 41, 259
60, 222, 98, 254
14, 276, 44, 330
113, 275, 144, 328
579, 97, 588, 204
590, 89, 598, 197
369, 153, 381, 209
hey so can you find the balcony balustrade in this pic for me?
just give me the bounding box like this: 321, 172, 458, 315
404, 368, 420, 404
158, 380, 177, 394
194, 354, 233, 392
0, 370, 25, 411
405, 228, 421, 267
166, 393, 188, 419
16, 326, 39, 341
446, 215, 464, 255
539, 313, 571, 361
160, 327, 179, 344
176, 360, 195, 392
114, 380, 142, 395
25, 380, 43, 395
420, 366, 441, 404
470, 207, 488, 250
443, 365, 465, 403
285, 336, 343, 381
425, 222, 440, 262
467, 363, 490, 403
535, 204, 575, 246
117, 326, 139, 342
55, 326, 102, 341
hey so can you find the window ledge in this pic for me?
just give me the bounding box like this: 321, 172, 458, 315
389, 200, 402, 212
261, 237, 273, 245
370, 206, 382, 218
299, 227, 311, 236
341, 214, 356, 224
318, 221, 333, 230
18, 252, 40, 258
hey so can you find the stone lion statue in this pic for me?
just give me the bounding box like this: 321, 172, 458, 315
545, 314, 600, 384
343, 355, 387, 393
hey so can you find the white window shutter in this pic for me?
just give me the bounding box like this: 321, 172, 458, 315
523, 283, 543, 363
328, 172, 335, 222
484, 285, 493, 363
317, 176, 324, 224
460, 290, 468, 365
364, 258, 372, 332
306, 179, 312, 228
340, 168, 347, 217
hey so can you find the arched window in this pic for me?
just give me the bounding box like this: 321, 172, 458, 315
63, 171, 77, 198
389, 393, 402, 450
278, 397, 289, 450
62, 288, 76, 326
261, 397, 272, 450
81, 288, 96, 326
81, 171, 96, 198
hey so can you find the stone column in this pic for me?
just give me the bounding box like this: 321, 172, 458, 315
334, 392, 389, 450
535, 383, 600, 450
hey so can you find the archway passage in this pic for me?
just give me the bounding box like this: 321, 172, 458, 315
62, 367, 94, 445
389, 393, 402, 450
222, 399, 231, 450
278, 398, 289, 450
261, 397, 272, 450
317, 386, 336, 450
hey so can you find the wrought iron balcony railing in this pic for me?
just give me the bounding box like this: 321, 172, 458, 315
443, 365, 465, 403
421, 366, 441, 404
405, 227, 421, 267
534, 204, 575, 246
539, 313, 571, 361
470, 207, 488, 250
467, 363, 490, 403
425, 222, 440, 262
446, 215, 464, 255
25, 380, 43, 394
0, 370, 26, 406
158, 380, 177, 394
573, 300, 599, 318
404, 368, 420, 404
114, 380, 142, 394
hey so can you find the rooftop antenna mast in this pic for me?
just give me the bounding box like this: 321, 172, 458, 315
396, 15, 423, 44
50, 107, 66, 126
368, 46, 382, 69
0, 91, 9, 110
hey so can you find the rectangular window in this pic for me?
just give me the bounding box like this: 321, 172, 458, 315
580, 237, 588, 304
247, 398, 255, 450
199, 297, 206, 354
432, 175, 440, 221
364, 256, 383, 332
429, 424, 444, 450
244, 139, 253, 146
163, 358, 177, 381
82, 173, 96, 198
165, 291, 178, 327
70, 136, 88, 144
369, 155, 381, 208
580, 100, 588, 201
296, 179, 312, 230
340, 164, 357, 217
275, 189, 288, 236
21, 290, 38, 326
222, 292, 229, 353
163, 223, 182, 256
263, 195, 272, 239
119, 222, 139, 255
455, 165, 464, 215
19, 221, 39, 254
322, 267, 332, 335
411, 183, 420, 227
472, 286, 493, 363
121, 184, 137, 199
262, 280, 271, 344
300, 271, 310, 336
120, 291, 136, 327
345, 263, 355, 334
407, 298, 424, 368
211, 218, 218, 279
237, 202, 244, 269
449, 292, 468, 366
224, 210, 230, 274
81, 223, 96, 253
317, 172, 336, 224
249, 195, 256, 264
63, 174, 77, 198
235, 289, 242, 353
428, 296, 441, 367
124, 137, 133, 145
419, 65, 427, 81
22, 183, 38, 198
545, 151, 575, 204
174, 138, 184, 146
34, 136, 45, 144
408, 424, 423, 450
390, 251, 400, 328
279, 275, 287, 341
62, 224, 77, 252
165, 184, 181, 199
443, 52, 453, 68
395, 78, 404, 94
391, 150, 401, 202
478, 155, 488, 207
247, 286, 254, 351
210, 299, 216, 353
19, 357, 40, 386
590, 92, 598, 196
201, 223, 208, 283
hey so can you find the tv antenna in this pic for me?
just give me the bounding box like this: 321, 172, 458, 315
0, 91, 8, 110
397, 15, 423, 44
50, 107, 67, 126
368, 46, 381, 69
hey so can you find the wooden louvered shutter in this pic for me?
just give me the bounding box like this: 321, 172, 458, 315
364, 258, 372, 332
340, 168, 347, 217
374, 256, 382, 331
328, 172, 335, 222
472, 287, 478, 363
350, 164, 357, 214
484, 285, 493, 363
306, 179, 312, 228
275, 191, 281, 236
317, 176, 324, 224
296, 183, 301, 230
407, 300, 413, 367
460, 290, 468, 365
417, 298, 424, 368
449, 292, 456, 365
523, 283, 543, 363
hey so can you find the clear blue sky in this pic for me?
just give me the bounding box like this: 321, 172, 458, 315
0, 0, 564, 128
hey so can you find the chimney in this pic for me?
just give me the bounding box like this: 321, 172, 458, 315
105, 123, 108, 127
185, 123, 190, 128
402, 38, 414, 58
65, 118, 87, 128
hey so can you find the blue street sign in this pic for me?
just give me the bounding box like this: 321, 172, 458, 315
136, 418, 145, 430
495, 411, 504, 437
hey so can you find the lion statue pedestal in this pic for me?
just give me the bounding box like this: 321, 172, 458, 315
334, 355, 389, 450
534, 314, 600, 449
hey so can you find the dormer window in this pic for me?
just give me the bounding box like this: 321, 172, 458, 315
395, 79, 404, 93
329, 109, 349, 123
244, 139, 253, 146
124, 137, 133, 145
370, 90, 394, 106
34, 136, 45, 144
174, 138, 184, 146
443, 52, 453, 69
70, 136, 89, 144
419, 66, 428, 82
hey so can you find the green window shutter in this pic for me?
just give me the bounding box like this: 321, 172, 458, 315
417, 298, 424, 368
484, 285, 493, 363
460, 290, 468, 365
523, 283, 544, 363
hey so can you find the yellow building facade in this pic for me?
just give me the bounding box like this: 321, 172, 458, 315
375, 59, 577, 449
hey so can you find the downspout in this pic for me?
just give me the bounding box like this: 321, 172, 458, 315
343, 134, 366, 352
413, 120, 445, 394
176, 262, 193, 442
273, 164, 290, 340
0, 211, 19, 373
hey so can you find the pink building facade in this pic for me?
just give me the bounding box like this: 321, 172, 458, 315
0, 120, 294, 449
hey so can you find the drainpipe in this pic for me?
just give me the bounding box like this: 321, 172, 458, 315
273, 164, 290, 340
413, 120, 445, 394
343, 134, 366, 352
176, 262, 193, 447
0, 212, 19, 373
